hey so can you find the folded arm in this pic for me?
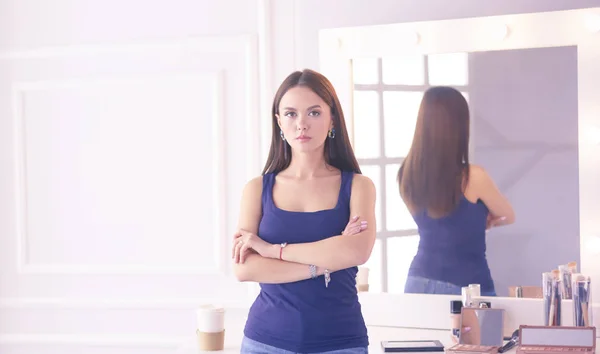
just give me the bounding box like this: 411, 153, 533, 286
278, 174, 377, 270
234, 251, 327, 283
471, 165, 515, 226
232, 176, 328, 283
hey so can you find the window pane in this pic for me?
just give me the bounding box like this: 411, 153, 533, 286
385, 164, 417, 231
352, 91, 380, 158
387, 235, 419, 293
383, 91, 422, 157
363, 239, 382, 293
359, 165, 382, 232
382, 55, 425, 85
352, 57, 379, 84
428, 52, 469, 86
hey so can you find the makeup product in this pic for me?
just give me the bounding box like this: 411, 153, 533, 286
568, 261, 577, 273
478, 301, 491, 309
469, 284, 481, 297
498, 329, 519, 353
542, 271, 562, 326
459, 307, 505, 347
451, 300, 464, 339
509, 286, 543, 298
550, 269, 562, 326
515, 286, 523, 298
462, 286, 473, 308
381, 340, 444, 352
516, 325, 596, 354
559, 264, 573, 299
572, 274, 593, 327
542, 272, 553, 326
445, 344, 498, 354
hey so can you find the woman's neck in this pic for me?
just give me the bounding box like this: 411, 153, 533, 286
285, 149, 333, 179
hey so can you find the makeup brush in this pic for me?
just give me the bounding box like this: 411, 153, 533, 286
499, 329, 519, 353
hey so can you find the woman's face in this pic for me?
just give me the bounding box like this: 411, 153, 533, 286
277, 86, 333, 154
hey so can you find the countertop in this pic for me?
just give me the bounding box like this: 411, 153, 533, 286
176, 325, 521, 354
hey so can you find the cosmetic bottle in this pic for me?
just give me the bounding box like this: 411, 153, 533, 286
515, 286, 523, 298
469, 283, 481, 298
462, 286, 473, 307
450, 300, 463, 341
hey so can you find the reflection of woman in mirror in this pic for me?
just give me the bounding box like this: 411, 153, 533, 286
398, 86, 515, 296
232, 69, 376, 353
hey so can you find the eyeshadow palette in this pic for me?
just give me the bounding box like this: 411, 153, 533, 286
517, 325, 596, 354
445, 343, 499, 354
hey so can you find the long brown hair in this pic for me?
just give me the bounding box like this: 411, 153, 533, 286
398, 86, 470, 218
262, 69, 361, 175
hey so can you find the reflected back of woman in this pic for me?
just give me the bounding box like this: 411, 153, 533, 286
398, 86, 515, 296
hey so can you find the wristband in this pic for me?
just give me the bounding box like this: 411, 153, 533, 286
279, 242, 287, 260
309, 264, 317, 279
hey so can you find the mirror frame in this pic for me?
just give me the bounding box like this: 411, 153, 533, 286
319, 7, 600, 329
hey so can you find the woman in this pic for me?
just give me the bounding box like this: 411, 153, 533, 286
399, 86, 515, 297
232, 69, 376, 353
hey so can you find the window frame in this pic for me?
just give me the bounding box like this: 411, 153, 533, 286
352, 56, 470, 292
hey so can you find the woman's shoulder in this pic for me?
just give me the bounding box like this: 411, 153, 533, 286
467, 164, 492, 183
349, 173, 376, 196
465, 164, 495, 196
241, 175, 264, 200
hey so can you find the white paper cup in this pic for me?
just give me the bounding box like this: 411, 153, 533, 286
356, 266, 370, 285
196, 304, 225, 333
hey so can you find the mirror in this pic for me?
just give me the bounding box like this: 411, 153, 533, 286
351, 46, 580, 297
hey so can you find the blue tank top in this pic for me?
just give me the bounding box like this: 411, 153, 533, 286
408, 196, 495, 292
243, 171, 369, 353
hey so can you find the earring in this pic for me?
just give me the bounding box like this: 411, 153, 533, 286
328, 128, 336, 139
280, 130, 286, 141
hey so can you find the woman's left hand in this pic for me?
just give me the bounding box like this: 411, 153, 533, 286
486, 214, 506, 230
232, 229, 275, 263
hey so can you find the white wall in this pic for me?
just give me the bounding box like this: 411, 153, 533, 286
469, 46, 580, 296
0, 1, 261, 353
1, 0, 599, 353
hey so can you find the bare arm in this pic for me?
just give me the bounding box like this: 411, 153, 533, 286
471, 165, 516, 225
276, 174, 377, 270
235, 252, 326, 283
232, 177, 320, 283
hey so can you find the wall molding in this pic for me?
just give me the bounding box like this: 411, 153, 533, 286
0, 297, 252, 310
12, 72, 228, 276
0, 333, 183, 348
0, 35, 256, 60
7, 35, 258, 276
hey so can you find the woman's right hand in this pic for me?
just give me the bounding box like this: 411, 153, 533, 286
342, 216, 368, 236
